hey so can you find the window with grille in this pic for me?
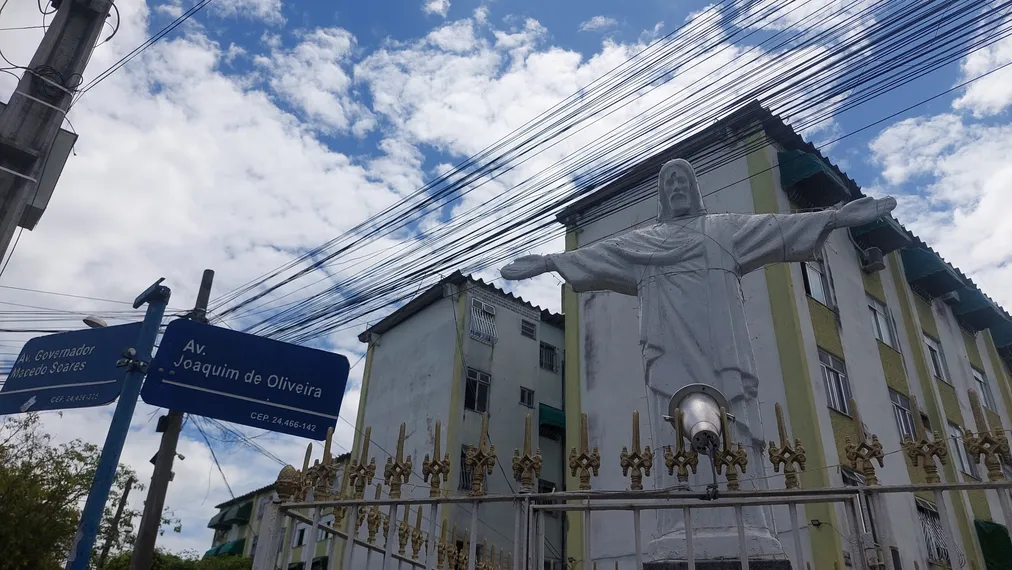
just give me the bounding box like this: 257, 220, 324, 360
317, 514, 334, 542
459, 445, 474, 491
540, 342, 559, 372
971, 368, 997, 411
802, 252, 834, 307
521, 319, 537, 340
890, 390, 915, 441
923, 335, 950, 383
537, 479, 558, 517
916, 499, 950, 565
520, 387, 534, 408
948, 422, 980, 480
469, 298, 498, 345
464, 368, 491, 413
819, 350, 851, 414
868, 296, 896, 348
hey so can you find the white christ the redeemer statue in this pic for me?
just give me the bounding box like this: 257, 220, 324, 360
501, 158, 896, 561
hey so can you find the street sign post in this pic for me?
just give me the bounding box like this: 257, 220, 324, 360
0, 322, 143, 415
141, 319, 349, 440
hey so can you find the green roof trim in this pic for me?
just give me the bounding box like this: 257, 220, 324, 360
777, 150, 852, 207
539, 403, 565, 429
206, 510, 225, 529
849, 217, 911, 254
900, 248, 964, 297
217, 538, 246, 556
203, 545, 221, 558
222, 501, 251, 525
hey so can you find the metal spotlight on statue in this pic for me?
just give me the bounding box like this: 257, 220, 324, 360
665, 384, 729, 455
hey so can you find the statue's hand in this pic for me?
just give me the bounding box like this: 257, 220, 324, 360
501, 255, 550, 280
833, 196, 897, 228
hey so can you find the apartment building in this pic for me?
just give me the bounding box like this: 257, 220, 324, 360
554, 101, 1012, 570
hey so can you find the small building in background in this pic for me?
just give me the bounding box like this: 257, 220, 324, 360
354, 271, 568, 567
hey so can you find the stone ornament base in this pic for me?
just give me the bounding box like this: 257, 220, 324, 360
644, 560, 792, 570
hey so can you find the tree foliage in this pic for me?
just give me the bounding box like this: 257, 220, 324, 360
0, 413, 182, 570
104, 550, 252, 570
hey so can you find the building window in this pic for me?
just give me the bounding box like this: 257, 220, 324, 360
459, 445, 473, 491
520, 387, 534, 408
317, 514, 334, 542
464, 368, 491, 413
819, 350, 851, 415
841, 468, 878, 543
537, 479, 558, 517
948, 422, 980, 480
916, 499, 950, 565
540, 342, 559, 372
294, 526, 306, 547
971, 368, 997, 411
469, 298, 498, 345
521, 319, 537, 340
923, 335, 950, 384
868, 296, 896, 348
890, 390, 915, 441
802, 253, 833, 307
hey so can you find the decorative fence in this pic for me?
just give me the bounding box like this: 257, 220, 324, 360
250, 390, 1012, 570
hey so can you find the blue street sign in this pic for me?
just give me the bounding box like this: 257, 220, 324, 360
0, 322, 143, 415
141, 319, 349, 440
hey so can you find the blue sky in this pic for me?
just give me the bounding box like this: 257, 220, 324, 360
1, 0, 1012, 556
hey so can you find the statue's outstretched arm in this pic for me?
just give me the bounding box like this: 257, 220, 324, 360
501, 254, 553, 281
831, 196, 897, 229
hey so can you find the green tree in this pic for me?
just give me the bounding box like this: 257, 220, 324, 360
104, 550, 251, 570
0, 413, 181, 570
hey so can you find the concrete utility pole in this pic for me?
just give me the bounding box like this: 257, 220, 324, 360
96, 476, 133, 570
0, 0, 112, 261
129, 269, 215, 570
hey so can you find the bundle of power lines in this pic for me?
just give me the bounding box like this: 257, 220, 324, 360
203, 0, 1012, 346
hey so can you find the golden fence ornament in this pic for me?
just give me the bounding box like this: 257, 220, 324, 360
713, 407, 748, 491
410, 505, 425, 559
900, 395, 947, 483
446, 524, 459, 570
767, 402, 806, 489
663, 407, 698, 483
385, 422, 414, 499
398, 506, 411, 555
437, 519, 448, 570
366, 484, 383, 543
569, 412, 600, 490
476, 539, 491, 570
466, 413, 498, 496
620, 410, 653, 491
423, 419, 451, 497
314, 427, 340, 500
843, 398, 885, 486
349, 426, 377, 499
965, 389, 1012, 482
512, 413, 543, 491
457, 536, 470, 570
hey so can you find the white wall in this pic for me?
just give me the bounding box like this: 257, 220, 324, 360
456, 287, 566, 561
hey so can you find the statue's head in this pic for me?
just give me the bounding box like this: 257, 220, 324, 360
657, 159, 706, 221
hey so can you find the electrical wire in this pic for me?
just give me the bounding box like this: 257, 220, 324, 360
194, 416, 235, 499
207, 0, 1012, 346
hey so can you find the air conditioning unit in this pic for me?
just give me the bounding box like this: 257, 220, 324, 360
860, 247, 885, 273
940, 291, 961, 306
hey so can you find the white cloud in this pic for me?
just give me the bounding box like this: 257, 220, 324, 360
579, 16, 618, 32
255, 27, 375, 135
211, 0, 285, 25
870, 115, 1012, 304
422, 0, 451, 18
952, 33, 1012, 117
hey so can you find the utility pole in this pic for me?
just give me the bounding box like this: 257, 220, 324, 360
96, 476, 133, 569
129, 269, 214, 570
0, 0, 112, 260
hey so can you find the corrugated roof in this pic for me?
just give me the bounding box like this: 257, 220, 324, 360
213, 451, 351, 509
359, 271, 563, 342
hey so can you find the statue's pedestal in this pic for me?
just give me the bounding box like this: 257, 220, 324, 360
644, 561, 792, 570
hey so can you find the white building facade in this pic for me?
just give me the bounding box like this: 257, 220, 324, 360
354, 273, 568, 567
554, 103, 1012, 570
